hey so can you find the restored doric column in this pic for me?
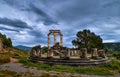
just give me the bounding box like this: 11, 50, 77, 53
47, 34, 51, 57
38, 50, 42, 57
91, 48, 98, 59
60, 34, 63, 46
68, 49, 71, 57
48, 34, 50, 49
98, 50, 105, 58
54, 34, 57, 45
80, 48, 87, 58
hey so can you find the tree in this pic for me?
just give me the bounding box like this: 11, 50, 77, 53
0, 32, 13, 48
41, 46, 48, 53
72, 29, 103, 50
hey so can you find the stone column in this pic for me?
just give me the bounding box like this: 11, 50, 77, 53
80, 48, 87, 58
71, 50, 73, 56
70, 50, 72, 56
98, 50, 105, 58
48, 34, 50, 49
38, 49, 41, 57
91, 48, 98, 59
47, 49, 53, 58
47, 34, 51, 57
78, 50, 80, 55
68, 49, 71, 57
76, 50, 79, 55
60, 34, 63, 46
74, 50, 76, 56
54, 34, 57, 45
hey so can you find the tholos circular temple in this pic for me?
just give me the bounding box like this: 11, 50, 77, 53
29, 30, 110, 67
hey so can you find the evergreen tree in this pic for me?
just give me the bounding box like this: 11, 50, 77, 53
72, 29, 103, 50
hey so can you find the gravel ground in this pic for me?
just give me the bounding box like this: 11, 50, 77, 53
0, 63, 119, 77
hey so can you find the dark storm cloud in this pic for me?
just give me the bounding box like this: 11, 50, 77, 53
29, 4, 58, 25
0, 26, 19, 32
0, 17, 31, 29
28, 29, 43, 38
2, 0, 58, 25
0, 0, 120, 47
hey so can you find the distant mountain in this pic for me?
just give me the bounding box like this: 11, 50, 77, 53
15, 43, 120, 51
15, 45, 32, 51
104, 42, 120, 51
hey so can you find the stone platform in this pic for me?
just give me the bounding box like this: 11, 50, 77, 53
29, 57, 110, 67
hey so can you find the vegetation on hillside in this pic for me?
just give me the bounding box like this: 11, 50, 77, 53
0, 32, 12, 48
0, 32, 29, 64
0, 48, 28, 64
104, 43, 120, 51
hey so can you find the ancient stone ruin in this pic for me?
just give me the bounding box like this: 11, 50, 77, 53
98, 49, 106, 58
50, 42, 69, 59
30, 45, 41, 57
29, 30, 110, 67
80, 48, 87, 58
47, 30, 63, 57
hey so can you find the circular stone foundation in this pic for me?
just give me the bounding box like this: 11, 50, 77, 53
29, 57, 110, 67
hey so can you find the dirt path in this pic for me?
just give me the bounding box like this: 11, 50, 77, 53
0, 63, 119, 77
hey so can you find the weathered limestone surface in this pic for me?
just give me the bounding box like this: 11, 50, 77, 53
80, 48, 87, 58
30, 45, 41, 57
91, 48, 98, 59
49, 43, 69, 59
98, 50, 106, 58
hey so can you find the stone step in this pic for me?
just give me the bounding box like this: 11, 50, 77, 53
43, 60, 110, 66
29, 57, 110, 66
30, 57, 108, 63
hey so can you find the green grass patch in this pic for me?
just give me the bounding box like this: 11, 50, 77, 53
0, 70, 21, 77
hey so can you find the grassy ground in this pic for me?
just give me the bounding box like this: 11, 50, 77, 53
1, 49, 120, 76
0, 48, 28, 64
0, 70, 22, 77
19, 56, 120, 76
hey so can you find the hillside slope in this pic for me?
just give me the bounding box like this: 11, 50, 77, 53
104, 42, 120, 51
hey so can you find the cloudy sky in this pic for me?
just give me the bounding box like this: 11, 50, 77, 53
0, 0, 120, 47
